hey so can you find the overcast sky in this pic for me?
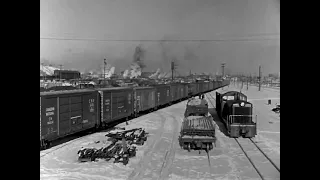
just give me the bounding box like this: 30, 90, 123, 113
40, 0, 280, 75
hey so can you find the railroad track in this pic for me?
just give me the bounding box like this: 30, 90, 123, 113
128, 110, 179, 180
234, 138, 280, 180
205, 91, 280, 180
40, 134, 88, 158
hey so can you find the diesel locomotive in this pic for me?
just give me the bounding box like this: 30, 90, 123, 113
215, 91, 256, 138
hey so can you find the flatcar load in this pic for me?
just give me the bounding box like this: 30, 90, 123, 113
179, 98, 216, 152
184, 95, 208, 117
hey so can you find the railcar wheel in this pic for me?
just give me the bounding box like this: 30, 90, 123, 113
183, 144, 188, 150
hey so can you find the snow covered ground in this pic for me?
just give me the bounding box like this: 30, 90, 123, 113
40, 84, 280, 180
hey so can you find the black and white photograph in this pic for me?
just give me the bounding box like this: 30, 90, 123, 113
40, 0, 280, 179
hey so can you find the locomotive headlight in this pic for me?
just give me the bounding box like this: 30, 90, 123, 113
240, 102, 245, 107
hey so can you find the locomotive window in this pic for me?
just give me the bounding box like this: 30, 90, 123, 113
239, 96, 247, 101
222, 96, 234, 101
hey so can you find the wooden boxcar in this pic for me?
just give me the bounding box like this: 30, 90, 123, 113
154, 84, 171, 107
170, 83, 179, 102
178, 83, 186, 100
40, 89, 99, 148
170, 83, 185, 102
133, 86, 156, 116
203, 81, 209, 92
182, 83, 189, 99
97, 87, 133, 126
187, 83, 198, 96
209, 81, 213, 91
198, 81, 203, 93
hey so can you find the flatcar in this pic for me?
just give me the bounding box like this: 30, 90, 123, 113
215, 91, 256, 138
179, 97, 216, 152
40, 80, 230, 149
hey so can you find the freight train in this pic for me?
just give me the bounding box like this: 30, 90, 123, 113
40, 80, 229, 149
215, 91, 257, 138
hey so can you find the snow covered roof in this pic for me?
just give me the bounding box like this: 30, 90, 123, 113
40, 64, 59, 76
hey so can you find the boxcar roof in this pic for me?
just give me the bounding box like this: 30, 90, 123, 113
152, 84, 171, 87
97, 87, 133, 91
40, 89, 96, 96
133, 86, 155, 90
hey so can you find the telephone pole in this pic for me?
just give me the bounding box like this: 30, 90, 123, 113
258, 66, 262, 91
103, 58, 107, 81
247, 74, 249, 90
59, 65, 63, 81
171, 61, 177, 81
241, 75, 244, 90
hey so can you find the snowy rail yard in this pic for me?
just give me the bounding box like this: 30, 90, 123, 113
40, 85, 280, 180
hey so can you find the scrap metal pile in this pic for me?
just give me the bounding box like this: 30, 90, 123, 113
77, 128, 148, 165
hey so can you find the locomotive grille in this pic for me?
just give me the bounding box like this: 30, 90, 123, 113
232, 106, 252, 124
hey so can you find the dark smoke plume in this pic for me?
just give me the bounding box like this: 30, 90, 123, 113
133, 45, 146, 70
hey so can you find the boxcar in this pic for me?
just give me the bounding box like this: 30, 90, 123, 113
203, 81, 209, 92
97, 87, 133, 126
209, 81, 213, 91
198, 81, 205, 94
216, 80, 222, 89
178, 83, 185, 100
182, 83, 189, 99
213, 80, 218, 90
40, 89, 99, 148
223, 80, 230, 87
133, 86, 156, 116
188, 83, 197, 96
154, 84, 171, 107
170, 83, 183, 102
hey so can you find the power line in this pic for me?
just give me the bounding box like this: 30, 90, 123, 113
40, 36, 279, 42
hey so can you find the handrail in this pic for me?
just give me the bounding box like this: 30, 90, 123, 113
228, 115, 255, 124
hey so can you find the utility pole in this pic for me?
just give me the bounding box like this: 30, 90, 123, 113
59, 65, 63, 81
247, 74, 249, 90
241, 75, 244, 90
171, 61, 177, 81
258, 66, 261, 91
104, 58, 107, 81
